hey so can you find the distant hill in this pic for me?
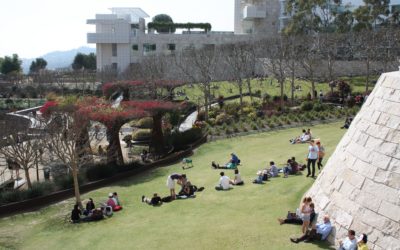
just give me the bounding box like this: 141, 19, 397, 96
21, 46, 96, 73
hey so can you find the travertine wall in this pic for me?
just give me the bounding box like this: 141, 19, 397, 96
307, 71, 400, 250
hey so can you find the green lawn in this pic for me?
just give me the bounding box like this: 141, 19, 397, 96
0, 122, 346, 250
175, 76, 378, 104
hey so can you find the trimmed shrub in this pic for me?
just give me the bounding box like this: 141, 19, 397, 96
169, 128, 203, 150
132, 129, 151, 141
86, 164, 118, 182
134, 117, 153, 128
215, 113, 233, 125
0, 190, 25, 205
26, 182, 55, 199
301, 101, 314, 111
313, 102, 327, 112
54, 174, 85, 190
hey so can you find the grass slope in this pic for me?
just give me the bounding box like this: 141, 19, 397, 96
0, 122, 346, 250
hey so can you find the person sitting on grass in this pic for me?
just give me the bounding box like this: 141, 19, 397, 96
142, 193, 162, 206
71, 204, 81, 223
278, 203, 316, 226
357, 234, 369, 250
83, 198, 95, 216
290, 129, 311, 144
290, 215, 332, 243
338, 230, 357, 250
230, 169, 244, 185
283, 159, 293, 178
215, 172, 232, 190
112, 192, 123, 211
253, 170, 266, 184
81, 208, 104, 222
269, 161, 279, 177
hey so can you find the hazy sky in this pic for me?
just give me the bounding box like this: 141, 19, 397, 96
0, 0, 234, 59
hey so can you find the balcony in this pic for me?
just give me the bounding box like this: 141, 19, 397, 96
87, 33, 129, 44
243, 5, 266, 20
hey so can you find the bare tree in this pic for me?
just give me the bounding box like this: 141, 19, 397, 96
174, 46, 220, 120
354, 30, 378, 92
298, 34, 322, 99
44, 109, 92, 208
0, 118, 44, 189
260, 36, 290, 108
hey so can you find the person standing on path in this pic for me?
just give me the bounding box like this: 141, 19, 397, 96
306, 140, 319, 178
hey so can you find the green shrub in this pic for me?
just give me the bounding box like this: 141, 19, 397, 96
301, 101, 314, 111
136, 117, 153, 128
86, 164, 118, 182
233, 124, 240, 133
242, 106, 255, 115
0, 190, 25, 205
215, 113, 233, 125
313, 102, 327, 112
54, 174, 85, 190
225, 127, 232, 135
208, 109, 218, 119
26, 182, 55, 199
207, 118, 216, 126
169, 128, 203, 150
247, 112, 257, 120
132, 129, 151, 141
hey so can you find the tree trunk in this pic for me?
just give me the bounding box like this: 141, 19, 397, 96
291, 63, 295, 105
365, 60, 370, 92
151, 113, 165, 156
246, 78, 253, 103
72, 166, 83, 209
280, 79, 285, 109
106, 124, 124, 165
238, 81, 243, 110
203, 85, 209, 121
24, 167, 32, 189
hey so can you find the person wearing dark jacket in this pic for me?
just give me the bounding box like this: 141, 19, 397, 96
71, 204, 81, 223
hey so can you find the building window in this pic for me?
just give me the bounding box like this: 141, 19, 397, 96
112, 63, 118, 70
167, 44, 176, 51
143, 43, 156, 52
132, 44, 139, 51
112, 43, 117, 57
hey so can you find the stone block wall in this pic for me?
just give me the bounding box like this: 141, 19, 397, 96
306, 71, 400, 250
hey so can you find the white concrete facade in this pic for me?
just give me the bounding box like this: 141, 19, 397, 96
88, 8, 250, 72
307, 71, 400, 249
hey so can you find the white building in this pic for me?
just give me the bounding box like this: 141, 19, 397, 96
88, 2, 400, 72
88, 8, 248, 72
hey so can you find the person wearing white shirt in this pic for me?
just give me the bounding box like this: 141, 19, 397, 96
215, 172, 232, 190
306, 140, 319, 178
338, 230, 357, 250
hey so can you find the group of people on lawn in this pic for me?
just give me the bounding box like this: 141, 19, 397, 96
277, 196, 369, 249
70, 192, 123, 223
72, 128, 374, 249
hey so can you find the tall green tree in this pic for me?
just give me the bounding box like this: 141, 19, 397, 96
0, 54, 22, 75
353, 0, 390, 31
284, 0, 340, 34
29, 58, 47, 73
72, 53, 96, 70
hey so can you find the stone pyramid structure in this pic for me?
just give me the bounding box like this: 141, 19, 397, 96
307, 71, 400, 250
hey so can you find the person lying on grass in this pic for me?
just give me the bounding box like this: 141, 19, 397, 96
142, 193, 162, 206
211, 153, 241, 169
